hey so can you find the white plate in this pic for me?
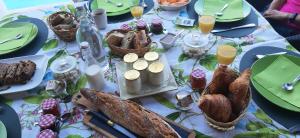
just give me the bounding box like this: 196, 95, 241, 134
194, 0, 251, 22
0, 55, 48, 95
116, 54, 178, 100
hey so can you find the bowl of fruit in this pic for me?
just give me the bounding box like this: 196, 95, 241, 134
157, 0, 191, 11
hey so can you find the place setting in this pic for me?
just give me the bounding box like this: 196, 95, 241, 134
240, 46, 300, 129
187, 0, 258, 38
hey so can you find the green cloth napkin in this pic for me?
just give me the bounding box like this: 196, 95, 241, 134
92, 0, 133, 13
253, 55, 300, 108
203, 0, 244, 20
0, 22, 34, 51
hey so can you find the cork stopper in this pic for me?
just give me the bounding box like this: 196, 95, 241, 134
148, 62, 164, 73
144, 52, 159, 62
124, 70, 140, 80
123, 53, 138, 63
133, 59, 148, 71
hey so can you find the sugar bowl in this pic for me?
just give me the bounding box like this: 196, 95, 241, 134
182, 33, 209, 57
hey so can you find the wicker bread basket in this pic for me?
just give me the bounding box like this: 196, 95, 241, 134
47, 11, 78, 42
200, 73, 252, 131
105, 29, 151, 57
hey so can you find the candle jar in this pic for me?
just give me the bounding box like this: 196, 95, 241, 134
123, 53, 138, 70
190, 68, 206, 92
38, 114, 58, 131
133, 59, 148, 82
144, 52, 159, 64
148, 61, 164, 86
124, 70, 141, 94
37, 129, 57, 138
41, 98, 60, 117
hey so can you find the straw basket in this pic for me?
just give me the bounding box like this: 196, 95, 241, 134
47, 11, 78, 42
105, 29, 151, 57
201, 73, 252, 131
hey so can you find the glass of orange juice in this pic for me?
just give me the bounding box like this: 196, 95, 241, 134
198, 15, 215, 36
131, 6, 144, 20
217, 45, 237, 65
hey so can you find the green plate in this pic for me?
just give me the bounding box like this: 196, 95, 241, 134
194, 0, 251, 22
0, 121, 7, 138
91, 0, 139, 16
0, 22, 38, 55
251, 54, 300, 112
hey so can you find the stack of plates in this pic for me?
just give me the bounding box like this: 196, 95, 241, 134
90, 0, 139, 16
194, 0, 251, 22
0, 22, 38, 55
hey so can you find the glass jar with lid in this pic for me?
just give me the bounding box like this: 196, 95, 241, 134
182, 33, 209, 57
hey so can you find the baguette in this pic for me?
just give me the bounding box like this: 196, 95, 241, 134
80, 88, 180, 138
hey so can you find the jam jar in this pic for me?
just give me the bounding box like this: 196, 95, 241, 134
190, 69, 206, 92
38, 114, 58, 131
41, 98, 60, 117
136, 20, 148, 33
36, 129, 57, 138
150, 19, 163, 34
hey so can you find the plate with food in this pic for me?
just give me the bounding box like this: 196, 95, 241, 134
158, 0, 191, 11
0, 55, 48, 95
194, 0, 251, 22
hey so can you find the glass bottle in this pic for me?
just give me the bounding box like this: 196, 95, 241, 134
76, 6, 107, 68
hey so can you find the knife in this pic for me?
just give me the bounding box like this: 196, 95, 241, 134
86, 110, 137, 138
211, 23, 256, 33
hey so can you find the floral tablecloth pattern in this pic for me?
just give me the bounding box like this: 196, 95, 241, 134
0, 1, 299, 138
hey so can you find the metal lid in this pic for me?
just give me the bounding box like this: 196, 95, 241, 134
124, 70, 140, 80
50, 56, 77, 74
123, 53, 138, 63
133, 59, 148, 71
148, 61, 164, 73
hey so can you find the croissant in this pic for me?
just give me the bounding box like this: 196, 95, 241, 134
228, 69, 251, 114
208, 65, 237, 95
80, 89, 180, 138
199, 94, 232, 122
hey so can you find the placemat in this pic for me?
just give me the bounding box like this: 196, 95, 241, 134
0, 102, 21, 138
239, 46, 300, 128
186, 0, 258, 38
89, 0, 154, 23
0, 18, 48, 59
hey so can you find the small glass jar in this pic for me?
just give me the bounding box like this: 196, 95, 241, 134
190, 68, 206, 92
148, 61, 164, 86
123, 53, 138, 70
120, 24, 132, 31
41, 98, 60, 117
133, 59, 148, 82
150, 19, 163, 34
38, 114, 57, 131
144, 52, 159, 64
124, 70, 141, 94
182, 33, 208, 57
136, 20, 148, 33
37, 129, 57, 138
50, 56, 81, 81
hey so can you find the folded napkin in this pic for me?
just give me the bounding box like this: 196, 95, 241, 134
92, 0, 133, 13
0, 22, 34, 51
253, 55, 300, 108
203, 0, 244, 20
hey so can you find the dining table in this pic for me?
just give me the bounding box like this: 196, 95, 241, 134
0, 0, 299, 138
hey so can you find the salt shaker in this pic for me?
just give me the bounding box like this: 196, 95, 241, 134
92, 8, 107, 29
124, 70, 141, 94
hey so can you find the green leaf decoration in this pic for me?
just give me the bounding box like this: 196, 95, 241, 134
67, 4, 76, 15
199, 54, 218, 71
166, 112, 181, 121
153, 95, 176, 109
75, 75, 87, 93
254, 109, 273, 124
24, 90, 50, 104
171, 68, 189, 86
47, 50, 67, 68
286, 44, 297, 51
178, 53, 190, 62
66, 134, 83, 138
194, 130, 212, 138
234, 128, 279, 138
246, 121, 267, 131
42, 39, 59, 51
17, 15, 29, 19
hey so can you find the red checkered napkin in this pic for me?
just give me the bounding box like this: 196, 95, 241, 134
41, 98, 57, 110
39, 114, 56, 128
36, 129, 56, 138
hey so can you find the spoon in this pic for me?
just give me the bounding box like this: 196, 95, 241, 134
106, 0, 123, 7
0, 34, 23, 44
215, 4, 228, 16
282, 75, 300, 91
